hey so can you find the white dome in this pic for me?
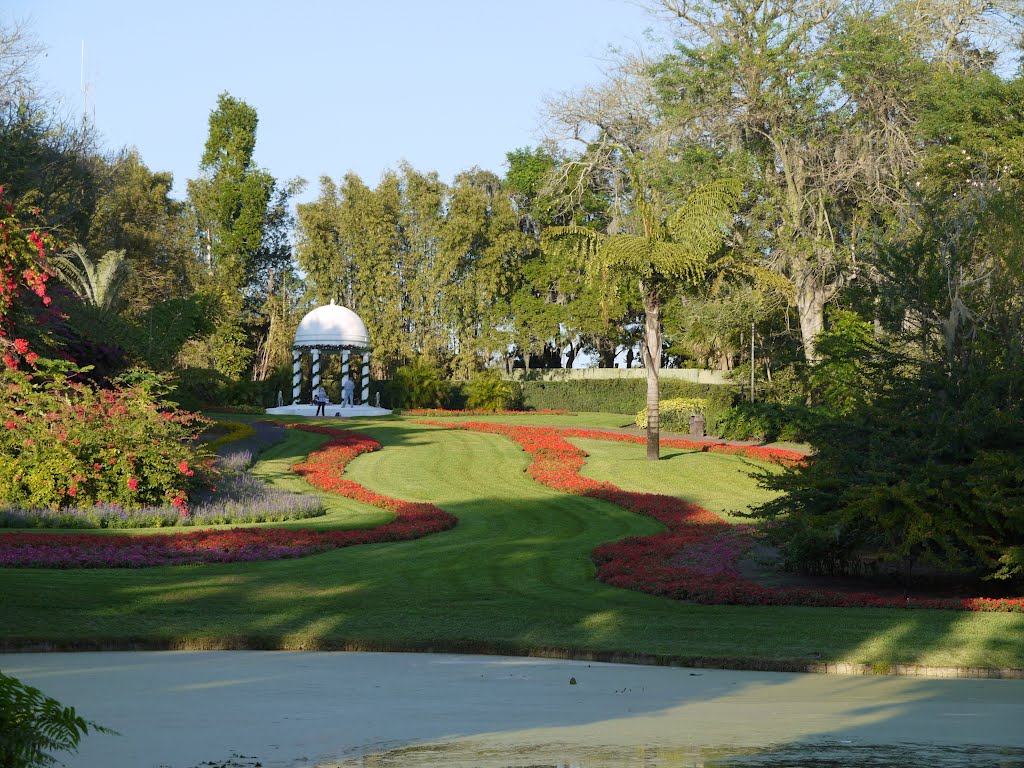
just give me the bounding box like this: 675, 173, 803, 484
294, 302, 370, 348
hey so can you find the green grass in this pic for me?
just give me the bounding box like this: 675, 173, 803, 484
2, 415, 1022, 671
571, 437, 781, 522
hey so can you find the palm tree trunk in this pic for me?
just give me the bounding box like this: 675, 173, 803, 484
642, 282, 661, 461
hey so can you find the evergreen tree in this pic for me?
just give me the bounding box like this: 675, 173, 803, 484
187, 92, 275, 378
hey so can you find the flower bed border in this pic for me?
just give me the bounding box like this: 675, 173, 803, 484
403, 408, 572, 416
0, 425, 455, 568
419, 421, 1023, 613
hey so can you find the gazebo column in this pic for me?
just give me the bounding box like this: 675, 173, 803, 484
341, 349, 350, 392
312, 348, 321, 395
361, 352, 370, 405
291, 349, 301, 405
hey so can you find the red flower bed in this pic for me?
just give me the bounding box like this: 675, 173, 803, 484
0, 425, 456, 568
419, 421, 1024, 613
403, 408, 572, 416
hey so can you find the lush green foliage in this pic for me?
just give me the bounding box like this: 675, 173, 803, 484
749, 353, 1024, 581
296, 166, 532, 376
65, 295, 215, 373
169, 366, 283, 410
716, 402, 824, 443
0, 363, 211, 509
0, 671, 111, 768
393, 358, 451, 409
186, 92, 288, 378
49, 245, 131, 314
464, 369, 523, 411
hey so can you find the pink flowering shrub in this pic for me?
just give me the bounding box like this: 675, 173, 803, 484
0, 363, 211, 510
0, 186, 51, 372
420, 421, 1024, 612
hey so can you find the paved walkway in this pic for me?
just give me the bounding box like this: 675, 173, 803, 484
3, 651, 1023, 767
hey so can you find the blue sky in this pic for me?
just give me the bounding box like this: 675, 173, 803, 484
8, 0, 658, 202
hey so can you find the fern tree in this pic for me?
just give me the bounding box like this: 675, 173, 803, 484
0, 671, 113, 768
545, 176, 740, 459
50, 244, 131, 314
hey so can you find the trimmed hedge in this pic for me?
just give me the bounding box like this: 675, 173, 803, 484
522, 378, 737, 432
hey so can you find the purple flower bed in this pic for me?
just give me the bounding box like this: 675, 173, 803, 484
0, 471, 324, 529
216, 449, 255, 474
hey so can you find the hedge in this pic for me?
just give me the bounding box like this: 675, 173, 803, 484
522, 378, 737, 432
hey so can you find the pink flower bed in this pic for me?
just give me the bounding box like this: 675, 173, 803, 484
0, 425, 456, 568
419, 421, 1024, 613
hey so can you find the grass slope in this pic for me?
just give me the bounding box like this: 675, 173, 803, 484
1, 416, 1022, 670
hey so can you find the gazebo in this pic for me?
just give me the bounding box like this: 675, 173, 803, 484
264, 301, 391, 417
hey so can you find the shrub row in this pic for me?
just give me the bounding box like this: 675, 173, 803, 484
170, 368, 289, 410
522, 379, 736, 430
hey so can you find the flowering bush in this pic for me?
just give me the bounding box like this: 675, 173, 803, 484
420, 421, 1024, 612
0, 186, 52, 372
0, 424, 456, 567
0, 363, 211, 510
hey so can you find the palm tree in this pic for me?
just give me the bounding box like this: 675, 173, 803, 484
50, 245, 131, 314
544, 176, 741, 459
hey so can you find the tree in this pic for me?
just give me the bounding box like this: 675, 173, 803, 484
187, 92, 275, 378
0, 18, 42, 109
647, 1, 928, 362
505, 146, 637, 369
749, 159, 1024, 582
541, 55, 740, 457
0, 100, 98, 243
546, 177, 740, 459
49, 244, 131, 314
0, 671, 112, 768
85, 148, 194, 313
1, 19, 97, 244
440, 168, 531, 375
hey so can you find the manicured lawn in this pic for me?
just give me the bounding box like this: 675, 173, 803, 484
2, 415, 1022, 670
570, 436, 780, 522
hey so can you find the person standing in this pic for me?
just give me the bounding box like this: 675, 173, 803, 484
342, 374, 355, 407
314, 384, 328, 416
